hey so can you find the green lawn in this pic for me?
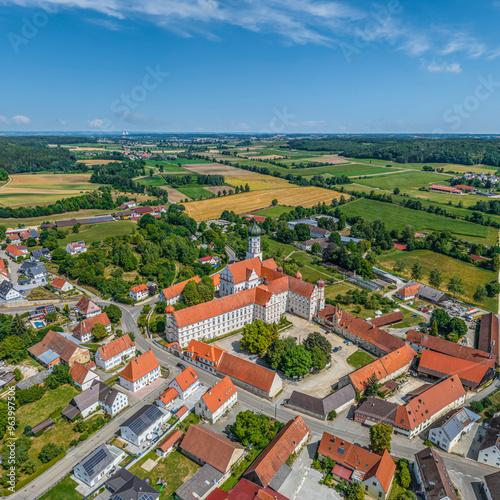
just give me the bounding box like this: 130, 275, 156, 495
347, 350, 375, 369
129, 450, 200, 499
338, 198, 489, 241
16, 384, 79, 433
378, 249, 498, 311
59, 221, 136, 246
39, 475, 83, 500
354, 170, 452, 191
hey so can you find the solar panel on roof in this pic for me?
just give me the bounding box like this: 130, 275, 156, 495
82, 447, 108, 476
129, 417, 148, 435
337, 447, 344, 455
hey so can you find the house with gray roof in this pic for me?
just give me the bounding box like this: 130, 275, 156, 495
24, 263, 47, 279
62, 380, 128, 421
73, 444, 125, 487
0, 282, 21, 302
175, 464, 224, 500
15, 370, 50, 391
105, 468, 160, 500
428, 407, 480, 452
120, 404, 170, 446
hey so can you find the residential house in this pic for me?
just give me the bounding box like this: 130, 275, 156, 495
119, 201, 137, 210
7, 233, 20, 243
478, 416, 500, 468
24, 263, 47, 279
73, 444, 125, 487
29, 249, 49, 262
414, 447, 458, 500
394, 283, 420, 300
62, 380, 129, 420
75, 297, 102, 318
309, 226, 331, 238
129, 284, 149, 301
28, 330, 90, 368
66, 241, 87, 255
243, 416, 310, 490
105, 468, 160, 500
69, 361, 99, 390
119, 350, 160, 393
72, 312, 112, 343
156, 387, 179, 409
159, 276, 201, 305
28, 304, 56, 320
428, 407, 480, 452
483, 471, 500, 500
0, 282, 22, 302
195, 376, 237, 423
120, 404, 170, 446
50, 277, 74, 293
395, 281, 449, 304
95, 334, 136, 371
169, 366, 201, 400
317, 432, 396, 500
355, 376, 466, 439
285, 384, 356, 420
417, 349, 494, 390
156, 429, 183, 457
175, 464, 225, 500
6, 244, 28, 260
180, 424, 245, 474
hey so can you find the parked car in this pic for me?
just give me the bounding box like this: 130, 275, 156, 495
176, 363, 185, 370
333, 347, 339, 353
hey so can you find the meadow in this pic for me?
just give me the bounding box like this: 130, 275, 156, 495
338, 198, 490, 240
377, 249, 498, 311
59, 221, 136, 246
176, 185, 213, 200
0, 173, 95, 207
184, 186, 343, 221
353, 170, 452, 190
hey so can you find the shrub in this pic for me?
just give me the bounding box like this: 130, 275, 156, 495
423, 439, 434, 447
470, 401, 484, 413
38, 443, 63, 463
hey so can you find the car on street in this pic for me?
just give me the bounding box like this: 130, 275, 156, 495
176, 363, 185, 370
333, 347, 338, 353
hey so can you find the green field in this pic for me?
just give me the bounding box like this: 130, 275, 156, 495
338, 198, 490, 241
144, 160, 188, 172
354, 170, 452, 190
176, 185, 213, 200
256, 205, 295, 217
60, 221, 136, 246
136, 176, 167, 187
378, 249, 498, 311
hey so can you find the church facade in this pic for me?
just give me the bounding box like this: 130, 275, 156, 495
165, 221, 325, 347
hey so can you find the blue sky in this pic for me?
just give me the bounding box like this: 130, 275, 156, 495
1, 0, 500, 133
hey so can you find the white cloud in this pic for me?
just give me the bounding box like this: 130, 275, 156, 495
88, 118, 104, 128
0, 116, 9, 124
426, 60, 462, 73
12, 115, 31, 124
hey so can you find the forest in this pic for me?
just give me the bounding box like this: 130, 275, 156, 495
287, 137, 500, 166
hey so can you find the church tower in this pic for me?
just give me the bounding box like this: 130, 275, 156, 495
246, 220, 262, 261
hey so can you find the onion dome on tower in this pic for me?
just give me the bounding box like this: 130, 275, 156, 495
295, 270, 302, 280
165, 305, 175, 315
276, 265, 283, 273
316, 278, 325, 288
248, 219, 262, 237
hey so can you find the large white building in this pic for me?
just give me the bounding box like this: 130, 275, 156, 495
118, 350, 160, 393
120, 404, 170, 446
165, 223, 324, 347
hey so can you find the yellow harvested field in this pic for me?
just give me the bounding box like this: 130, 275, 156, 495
184, 186, 343, 221
308, 155, 348, 164
0, 173, 95, 207
80, 159, 121, 165
182, 163, 291, 190
164, 186, 189, 202
246, 155, 288, 160
204, 185, 233, 194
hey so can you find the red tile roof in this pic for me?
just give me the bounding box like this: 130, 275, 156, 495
455, 184, 476, 191
206, 479, 290, 500
6, 244, 25, 257
244, 416, 310, 488
72, 312, 110, 338
75, 297, 101, 315
202, 376, 237, 414
119, 350, 159, 383
51, 277, 69, 290
217, 353, 279, 394
28, 330, 87, 364
130, 284, 148, 294
470, 254, 488, 262
159, 387, 179, 405
318, 432, 395, 493
396, 284, 419, 298
429, 184, 462, 193
478, 313, 499, 361
369, 311, 404, 327
69, 361, 98, 386
174, 366, 199, 392
180, 425, 244, 473
349, 344, 417, 392
157, 429, 183, 453
406, 329, 495, 364
417, 349, 492, 388
184, 339, 226, 366
160, 276, 201, 301
396, 375, 466, 430
176, 405, 188, 418
97, 334, 134, 361
393, 243, 407, 250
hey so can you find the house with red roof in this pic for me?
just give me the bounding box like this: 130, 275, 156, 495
156, 387, 179, 409
159, 276, 201, 306
156, 429, 183, 458
429, 184, 463, 194
169, 366, 201, 400
195, 376, 237, 423
95, 334, 136, 371
395, 283, 420, 300
50, 277, 74, 293
129, 283, 149, 301
69, 361, 99, 390
8, 233, 20, 243
119, 350, 160, 393
206, 479, 290, 500
243, 416, 310, 489
6, 244, 28, 260
317, 432, 395, 500
75, 297, 102, 318
199, 255, 217, 265
72, 312, 112, 343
